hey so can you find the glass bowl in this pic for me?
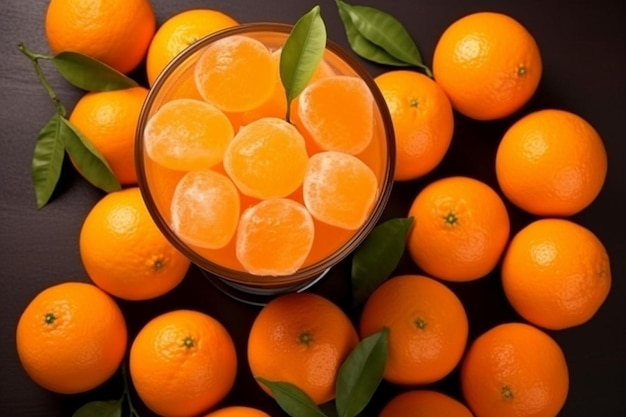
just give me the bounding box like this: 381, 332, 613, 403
135, 23, 395, 299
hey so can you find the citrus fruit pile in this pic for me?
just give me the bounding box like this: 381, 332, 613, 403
14, 1, 612, 417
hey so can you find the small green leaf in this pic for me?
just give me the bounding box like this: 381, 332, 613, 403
52, 51, 138, 91
336, 328, 389, 417
31, 114, 66, 208
280, 5, 327, 118
60, 117, 121, 193
336, 0, 432, 76
72, 400, 122, 417
257, 378, 328, 417
351, 217, 414, 306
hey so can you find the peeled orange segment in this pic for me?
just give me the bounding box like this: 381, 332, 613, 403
240, 48, 336, 125
194, 35, 276, 112
303, 151, 378, 230
296, 75, 375, 155
144, 98, 234, 171
170, 170, 240, 249
223, 117, 309, 199
236, 198, 315, 276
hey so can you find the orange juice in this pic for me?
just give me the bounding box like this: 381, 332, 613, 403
137, 24, 394, 288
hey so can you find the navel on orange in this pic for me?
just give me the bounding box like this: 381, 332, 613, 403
433, 11, 542, 120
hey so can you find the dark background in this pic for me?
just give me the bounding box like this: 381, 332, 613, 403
1, 0, 625, 416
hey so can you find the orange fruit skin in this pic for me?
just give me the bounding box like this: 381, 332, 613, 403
461, 322, 569, 417
433, 12, 542, 120
203, 406, 271, 417
146, 8, 238, 85
45, 0, 155, 74
374, 70, 454, 181
130, 309, 238, 417
360, 275, 468, 385
79, 187, 190, 300
407, 176, 510, 281
502, 218, 611, 330
379, 390, 474, 417
16, 281, 127, 394
247, 292, 359, 404
496, 109, 607, 216
69, 86, 149, 185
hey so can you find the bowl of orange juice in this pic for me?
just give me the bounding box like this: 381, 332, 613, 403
136, 23, 395, 299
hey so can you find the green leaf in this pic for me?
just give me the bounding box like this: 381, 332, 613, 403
60, 117, 121, 193
335, 328, 389, 417
31, 114, 66, 208
51, 51, 138, 91
257, 378, 328, 417
72, 400, 122, 417
280, 5, 327, 118
351, 217, 414, 306
335, 0, 432, 76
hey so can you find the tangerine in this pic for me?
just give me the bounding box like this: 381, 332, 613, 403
379, 390, 473, 417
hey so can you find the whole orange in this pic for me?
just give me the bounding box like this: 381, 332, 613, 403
461, 322, 569, 417
79, 187, 190, 300
146, 9, 239, 86
502, 218, 611, 330
16, 281, 127, 394
247, 292, 359, 404
360, 275, 468, 385
203, 406, 271, 417
130, 309, 238, 417
69, 86, 149, 185
374, 70, 454, 181
45, 0, 155, 74
407, 176, 510, 281
379, 390, 473, 417
496, 109, 608, 216
432, 12, 542, 120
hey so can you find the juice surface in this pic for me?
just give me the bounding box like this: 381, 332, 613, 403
141, 31, 389, 280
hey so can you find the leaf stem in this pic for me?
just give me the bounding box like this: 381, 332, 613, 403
17, 43, 66, 116
121, 362, 141, 417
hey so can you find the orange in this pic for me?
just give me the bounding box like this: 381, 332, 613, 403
379, 390, 473, 417
495, 109, 608, 216
195, 35, 276, 112
16, 281, 127, 394
69, 86, 149, 185
203, 406, 271, 417
432, 12, 542, 120
461, 322, 569, 417
294, 75, 374, 154
374, 70, 454, 181
130, 309, 237, 417
502, 218, 611, 330
144, 98, 235, 171
79, 187, 190, 300
45, 0, 155, 74
223, 117, 309, 199
303, 151, 378, 230
146, 8, 238, 85
247, 292, 359, 404
236, 199, 315, 276
170, 170, 241, 250
359, 275, 468, 385
407, 176, 510, 281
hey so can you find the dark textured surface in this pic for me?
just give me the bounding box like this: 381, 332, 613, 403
1, 0, 625, 416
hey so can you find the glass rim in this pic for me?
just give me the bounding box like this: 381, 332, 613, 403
135, 22, 396, 287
